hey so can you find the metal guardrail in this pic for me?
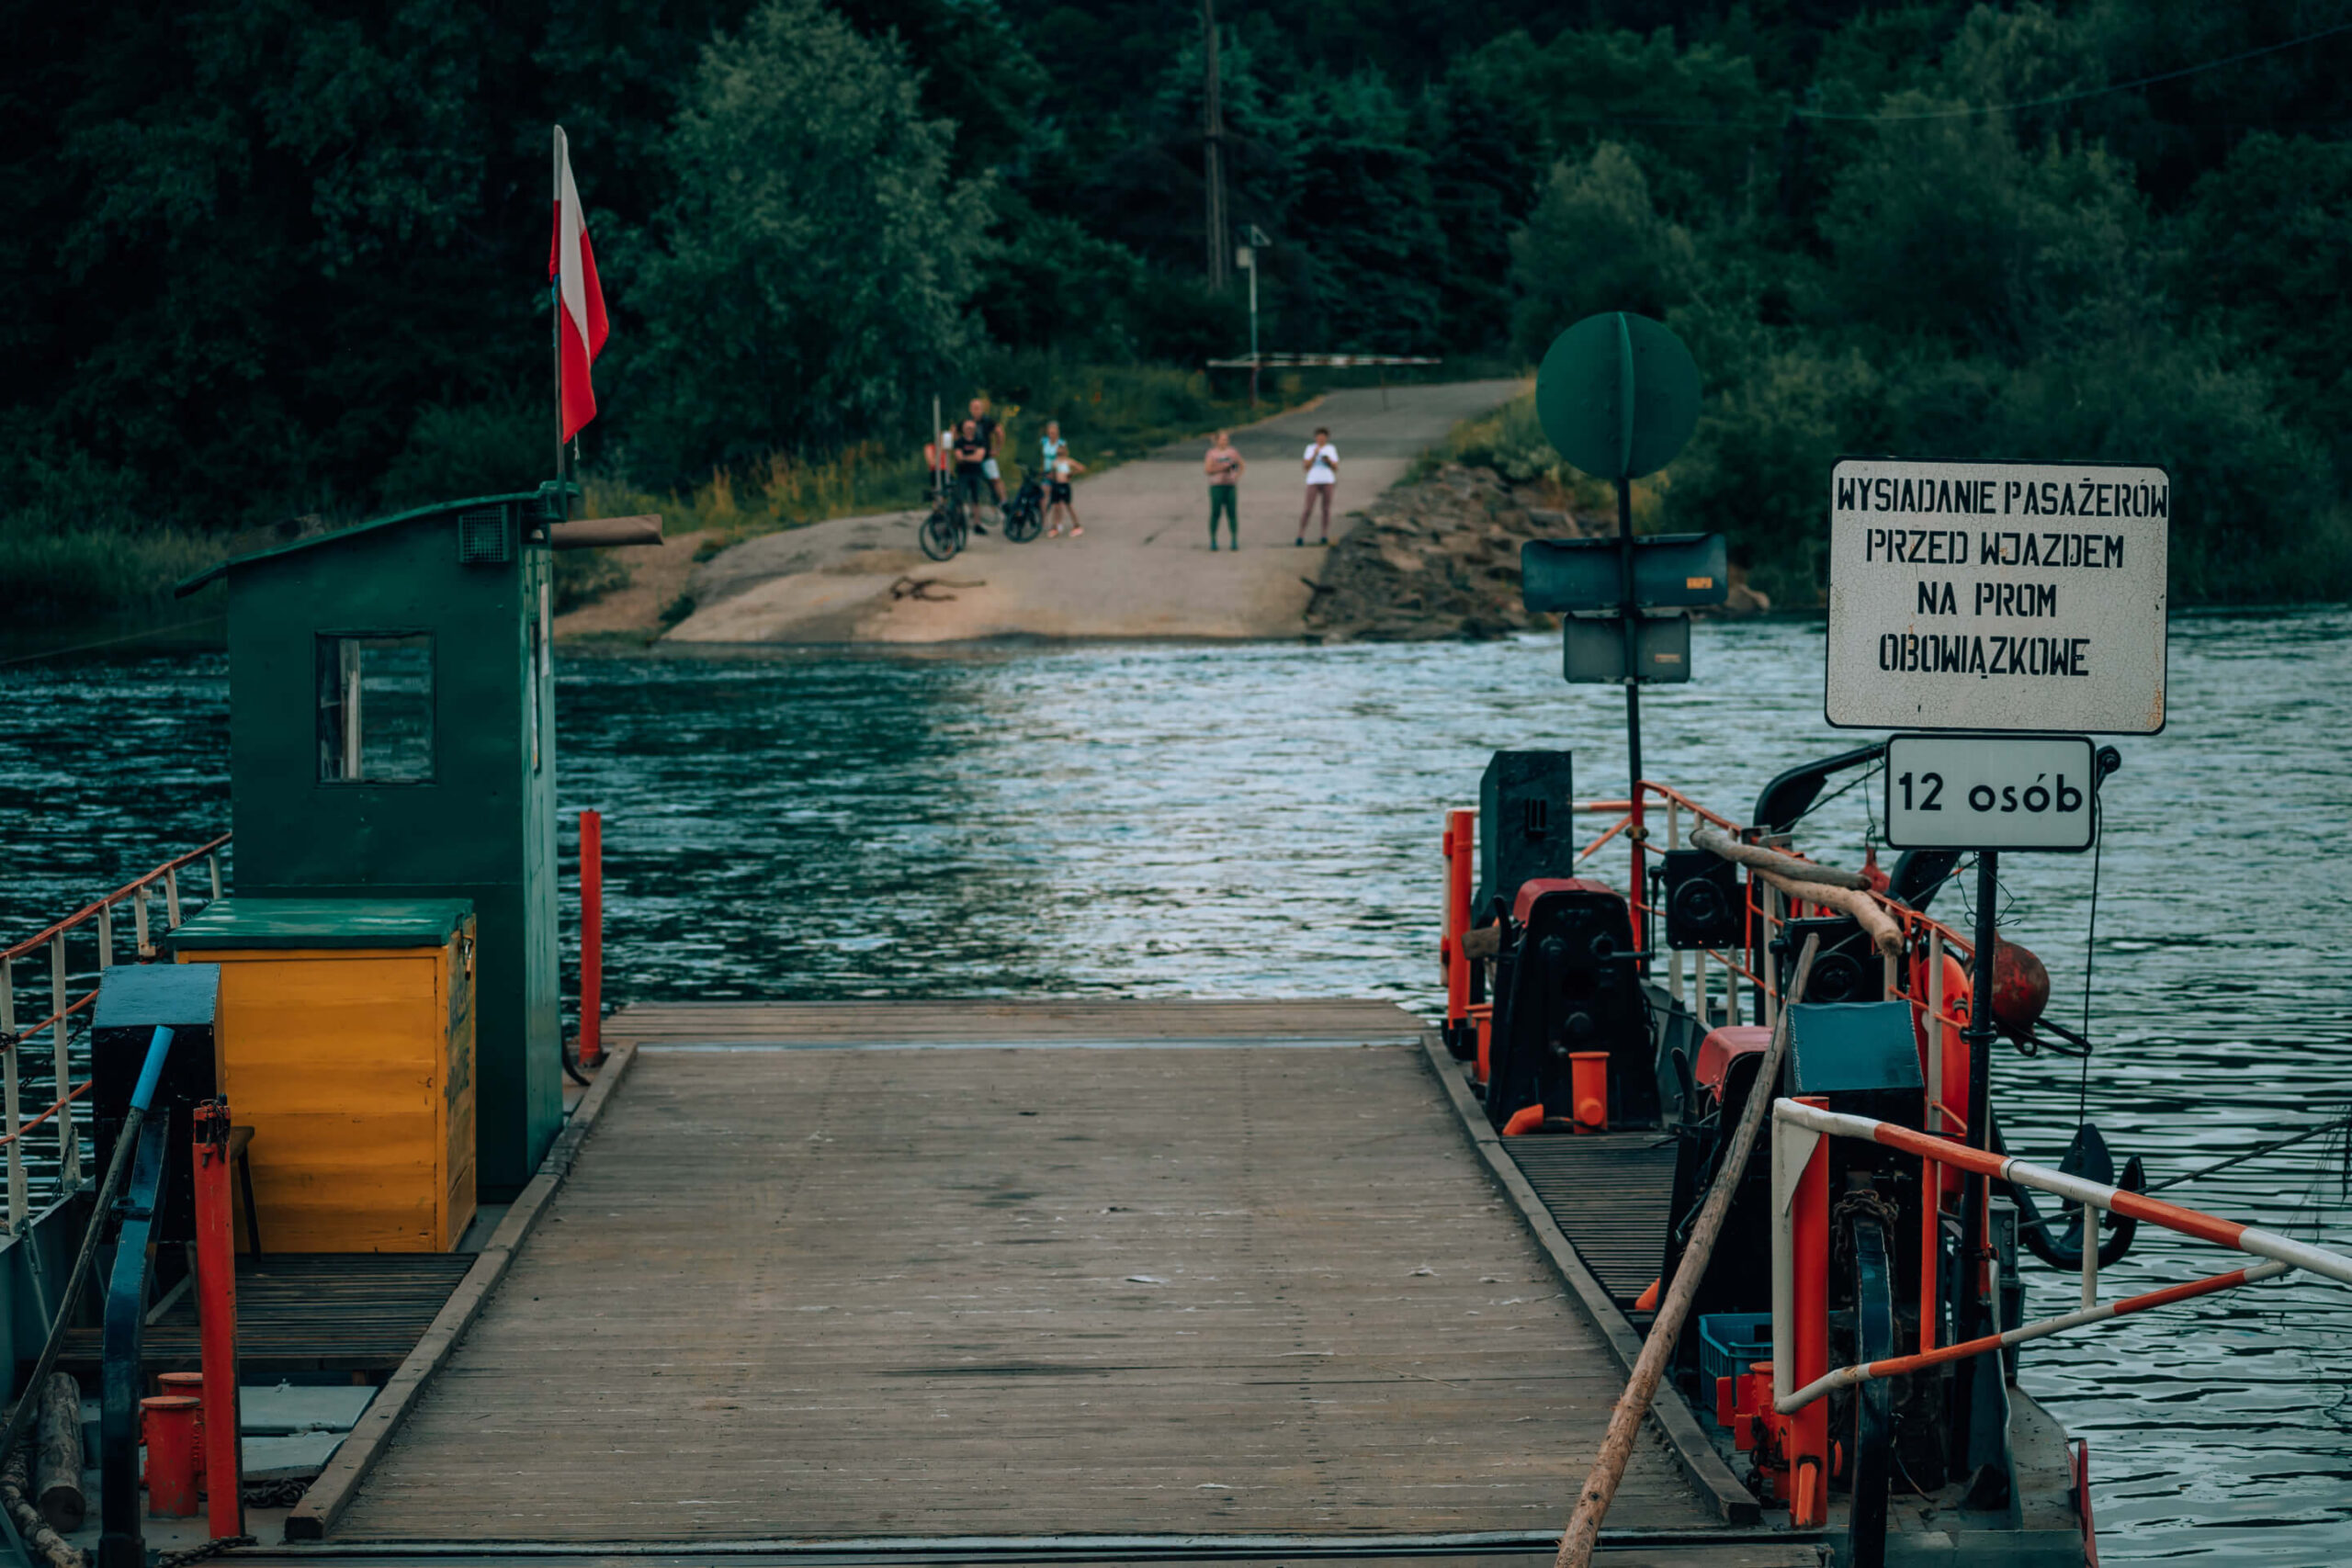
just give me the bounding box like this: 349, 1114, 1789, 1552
0, 833, 230, 1228
1768, 1096, 2352, 1415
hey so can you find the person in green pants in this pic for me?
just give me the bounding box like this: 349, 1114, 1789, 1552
1204, 431, 1245, 550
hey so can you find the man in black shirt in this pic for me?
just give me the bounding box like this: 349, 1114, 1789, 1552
952, 418, 991, 531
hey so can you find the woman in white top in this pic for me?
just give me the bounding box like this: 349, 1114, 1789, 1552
1298, 427, 1338, 546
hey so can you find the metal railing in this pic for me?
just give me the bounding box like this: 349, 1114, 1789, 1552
0, 833, 230, 1229
1768, 1096, 2352, 1416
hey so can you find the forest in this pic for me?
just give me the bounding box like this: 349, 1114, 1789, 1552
6, 0, 2349, 618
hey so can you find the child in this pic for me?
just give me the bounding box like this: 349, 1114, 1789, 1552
1042, 422, 1085, 536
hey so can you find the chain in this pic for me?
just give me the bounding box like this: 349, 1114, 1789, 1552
1831, 1186, 1905, 1274
242, 1477, 311, 1508
154, 1536, 255, 1568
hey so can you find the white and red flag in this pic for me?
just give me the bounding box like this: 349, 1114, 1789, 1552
548, 126, 608, 442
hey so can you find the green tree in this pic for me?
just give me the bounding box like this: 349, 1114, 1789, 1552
1275, 73, 1445, 353
1510, 143, 1696, 361
625, 0, 987, 477
1818, 102, 2147, 359
2173, 131, 2352, 457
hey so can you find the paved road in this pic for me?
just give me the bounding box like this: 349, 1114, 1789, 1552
665, 379, 1521, 644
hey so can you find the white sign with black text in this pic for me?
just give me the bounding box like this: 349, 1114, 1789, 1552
1884, 734, 2098, 852
1825, 458, 2169, 734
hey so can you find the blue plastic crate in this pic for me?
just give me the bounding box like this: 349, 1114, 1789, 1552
1698, 1312, 1772, 1389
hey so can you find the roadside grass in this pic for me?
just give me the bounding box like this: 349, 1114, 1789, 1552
0, 519, 224, 632
1410, 385, 1671, 529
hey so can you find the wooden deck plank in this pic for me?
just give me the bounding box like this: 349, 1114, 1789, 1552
604, 998, 1429, 1046
333, 1028, 1715, 1541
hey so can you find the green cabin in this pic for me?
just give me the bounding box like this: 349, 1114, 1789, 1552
179, 488, 568, 1198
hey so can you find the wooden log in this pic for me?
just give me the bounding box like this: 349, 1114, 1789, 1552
33, 1373, 82, 1533
546, 514, 662, 549
1461, 924, 1503, 960
1689, 826, 1869, 889
1, 1438, 81, 1568
1748, 867, 1905, 959
1553, 934, 1821, 1568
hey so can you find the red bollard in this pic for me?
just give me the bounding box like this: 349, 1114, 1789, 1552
1467, 1003, 1493, 1088
1569, 1051, 1610, 1133
192, 1101, 244, 1540
141, 1397, 201, 1518
580, 808, 605, 1069
155, 1373, 205, 1493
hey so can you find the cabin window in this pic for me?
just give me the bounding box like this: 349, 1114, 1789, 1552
317, 635, 435, 783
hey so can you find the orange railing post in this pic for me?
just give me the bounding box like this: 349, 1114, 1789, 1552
1442, 809, 1475, 1040
579, 808, 605, 1069
192, 1101, 243, 1540
1629, 784, 1649, 965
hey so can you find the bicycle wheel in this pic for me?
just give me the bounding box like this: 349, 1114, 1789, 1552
1004, 499, 1043, 543
920, 504, 961, 561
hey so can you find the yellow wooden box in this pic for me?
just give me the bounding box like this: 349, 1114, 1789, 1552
169, 897, 476, 1252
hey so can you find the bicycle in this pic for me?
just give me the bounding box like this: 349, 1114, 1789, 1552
920, 471, 1001, 560
919, 486, 968, 561
1001, 478, 1046, 543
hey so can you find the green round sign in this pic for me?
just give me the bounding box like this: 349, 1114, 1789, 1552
1534, 311, 1701, 481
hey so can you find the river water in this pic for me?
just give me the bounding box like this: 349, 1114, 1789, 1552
3, 607, 2346, 1560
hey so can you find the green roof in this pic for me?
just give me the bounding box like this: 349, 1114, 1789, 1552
173, 484, 573, 595
166, 897, 474, 950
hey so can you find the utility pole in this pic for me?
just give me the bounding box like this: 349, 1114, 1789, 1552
1202, 0, 1228, 291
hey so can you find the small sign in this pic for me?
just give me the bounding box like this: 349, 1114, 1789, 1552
1564, 614, 1690, 684
1884, 733, 2098, 852
1522, 534, 1728, 613
1825, 458, 2168, 734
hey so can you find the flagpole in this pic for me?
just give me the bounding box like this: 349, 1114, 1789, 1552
552, 125, 568, 513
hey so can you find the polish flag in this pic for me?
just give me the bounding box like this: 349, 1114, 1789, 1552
548, 126, 608, 443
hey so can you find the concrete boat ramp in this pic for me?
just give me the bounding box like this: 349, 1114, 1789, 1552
280, 1000, 1811, 1566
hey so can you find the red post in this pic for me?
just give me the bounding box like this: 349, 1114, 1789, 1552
1467, 1003, 1493, 1088
191, 1101, 243, 1540
1791, 1094, 1831, 1528
1920, 1151, 1940, 1355
1629, 786, 1648, 960
155, 1372, 205, 1495
141, 1397, 201, 1519
1569, 1051, 1610, 1133
1442, 810, 1474, 1030
579, 807, 605, 1069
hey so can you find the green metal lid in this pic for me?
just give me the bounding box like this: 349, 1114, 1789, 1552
172, 483, 574, 596
165, 897, 474, 950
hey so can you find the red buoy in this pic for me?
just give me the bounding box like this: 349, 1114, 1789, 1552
1991, 940, 2051, 1037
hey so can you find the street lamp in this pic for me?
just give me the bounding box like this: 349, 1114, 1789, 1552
1235, 224, 1271, 411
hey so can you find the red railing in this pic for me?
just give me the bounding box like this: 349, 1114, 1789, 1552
0, 832, 231, 1225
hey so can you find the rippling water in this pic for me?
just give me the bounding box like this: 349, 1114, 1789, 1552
4, 607, 2347, 1560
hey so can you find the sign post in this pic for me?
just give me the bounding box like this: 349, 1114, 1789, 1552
1825, 454, 2167, 1496
1532, 313, 1704, 802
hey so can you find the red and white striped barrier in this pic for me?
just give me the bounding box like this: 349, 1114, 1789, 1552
1769, 1097, 2352, 1416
